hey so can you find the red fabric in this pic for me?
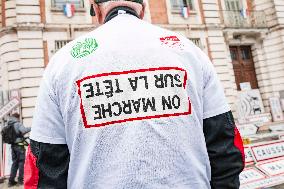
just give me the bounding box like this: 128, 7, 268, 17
24, 145, 39, 189
234, 127, 245, 166
71, 4, 75, 15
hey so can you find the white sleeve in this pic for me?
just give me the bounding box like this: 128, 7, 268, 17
30, 75, 66, 144
202, 57, 230, 119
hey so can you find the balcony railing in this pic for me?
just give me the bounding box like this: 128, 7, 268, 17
223, 10, 267, 28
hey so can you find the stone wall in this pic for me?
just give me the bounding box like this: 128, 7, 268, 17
253, 0, 284, 112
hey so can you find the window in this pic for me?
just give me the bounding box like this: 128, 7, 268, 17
52, 0, 84, 9
230, 49, 237, 60
241, 48, 251, 60
225, 0, 241, 11
54, 40, 71, 52
189, 38, 202, 49
171, 0, 194, 11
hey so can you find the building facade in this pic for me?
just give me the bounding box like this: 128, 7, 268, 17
0, 0, 283, 127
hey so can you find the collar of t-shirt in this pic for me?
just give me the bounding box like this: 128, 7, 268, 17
104, 6, 139, 23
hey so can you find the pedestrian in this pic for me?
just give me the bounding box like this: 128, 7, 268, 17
7, 113, 30, 187
24, 0, 244, 188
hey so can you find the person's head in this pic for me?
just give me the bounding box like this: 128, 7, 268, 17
89, 0, 146, 25
11, 113, 20, 119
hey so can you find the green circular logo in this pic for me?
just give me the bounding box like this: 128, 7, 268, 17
71, 38, 98, 59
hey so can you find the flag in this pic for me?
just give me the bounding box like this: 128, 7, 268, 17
246, 9, 250, 16
240, 8, 247, 18
64, 3, 75, 18
187, 5, 191, 17
182, 7, 188, 18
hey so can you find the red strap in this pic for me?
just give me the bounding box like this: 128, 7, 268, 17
234, 127, 245, 165
24, 145, 39, 189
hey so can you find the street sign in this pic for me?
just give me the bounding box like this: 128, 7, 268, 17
237, 124, 258, 137
256, 158, 284, 177
240, 175, 284, 189
270, 122, 284, 132
251, 140, 284, 162
244, 146, 255, 165
3, 144, 12, 176
269, 97, 284, 122
9, 89, 21, 115
0, 98, 20, 119
239, 167, 266, 185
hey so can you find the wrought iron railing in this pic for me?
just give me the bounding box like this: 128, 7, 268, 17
223, 10, 267, 28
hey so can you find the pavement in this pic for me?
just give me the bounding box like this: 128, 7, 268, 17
0, 179, 23, 189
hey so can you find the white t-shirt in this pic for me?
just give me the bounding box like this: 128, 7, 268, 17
31, 14, 230, 189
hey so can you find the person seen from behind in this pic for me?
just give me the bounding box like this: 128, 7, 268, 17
24, 0, 244, 188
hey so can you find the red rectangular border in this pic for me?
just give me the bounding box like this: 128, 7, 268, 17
76, 67, 191, 128
251, 140, 284, 162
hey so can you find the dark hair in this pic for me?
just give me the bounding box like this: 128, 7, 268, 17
12, 113, 20, 119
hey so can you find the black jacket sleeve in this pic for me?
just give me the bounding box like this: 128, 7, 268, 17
27, 139, 70, 189
203, 111, 245, 189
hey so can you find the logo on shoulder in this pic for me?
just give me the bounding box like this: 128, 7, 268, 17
71, 38, 98, 59
160, 36, 185, 50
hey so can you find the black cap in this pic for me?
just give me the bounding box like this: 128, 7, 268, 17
95, 0, 143, 4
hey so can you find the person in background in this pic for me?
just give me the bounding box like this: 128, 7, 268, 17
24, 0, 244, 188
8, 113, 31, 187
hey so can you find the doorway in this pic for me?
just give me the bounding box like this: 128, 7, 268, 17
229, 46, 258, 90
